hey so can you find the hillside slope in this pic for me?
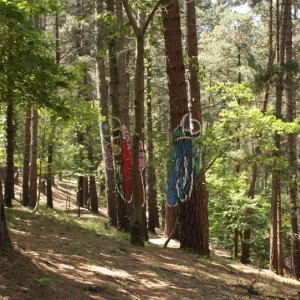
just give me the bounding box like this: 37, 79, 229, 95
1, 184, 299, 300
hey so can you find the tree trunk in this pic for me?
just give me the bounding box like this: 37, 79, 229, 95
89, 176, 98, 213
184, 0, 209, 255
129, 33, 145, 246
86, 124, 98, 213
137, 4, 149, 243
122, 0, 163, 245
107, 0, 129, 231
77, 176, 84, 208
46, 12, 60, 209
29, 108, 38, 208
162, 0, 190, 247
242, 161, 257, 264
233, 228, 239, 259
270, 0, 287, 275
270, 173, 279, 271
116, 0, 130, 128
76, 129, 85, 208
116, 0, 133, 228
241, 229, 251, 264
262, 0, 274, 113
146, 57, 159, 233
95, 0, 117, 226
285, 0, 300, 280
83, 176, 89, 208
0, 179, 12, 254
4, 103, 14, 207
22, 108, 31, 207
46, 139, 54, 208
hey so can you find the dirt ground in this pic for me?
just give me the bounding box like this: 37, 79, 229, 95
1, 183, 300, 300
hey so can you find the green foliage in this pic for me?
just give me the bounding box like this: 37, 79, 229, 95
201, 82, 300, 265
35, 277, 54, 286
0, 1, 72, 116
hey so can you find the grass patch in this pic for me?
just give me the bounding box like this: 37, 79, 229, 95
35, 277, 54, 287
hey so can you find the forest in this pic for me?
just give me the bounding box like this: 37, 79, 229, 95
0, 0, 300, 298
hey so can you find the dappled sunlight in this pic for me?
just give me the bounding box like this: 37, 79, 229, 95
2, 187, 300, 300
10, 228, 31, 236
148, 236, 180, 248
83, 264, 134, 279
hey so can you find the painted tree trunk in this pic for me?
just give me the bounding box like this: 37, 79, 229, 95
184, 0, 209, 255
116, 0, 133, 230
162, 0, 189, 244
95, 0, 117, 226
130, 34, 145, 246
29, 108, 38, 208
4, 103, 14, 207
122, 0, 163, 245
107, 0, 129, 231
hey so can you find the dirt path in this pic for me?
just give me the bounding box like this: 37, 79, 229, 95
1, 184, 299, 299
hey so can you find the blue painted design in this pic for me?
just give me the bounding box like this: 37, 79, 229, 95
174, 133, 194, 202
167, 157, 178, 207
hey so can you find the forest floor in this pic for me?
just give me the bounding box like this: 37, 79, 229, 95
1, 181, 300, 300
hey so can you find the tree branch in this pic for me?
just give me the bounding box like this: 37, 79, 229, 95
204, 143, 232, 174
122, 0, 139, 35
142, 0, 164, 35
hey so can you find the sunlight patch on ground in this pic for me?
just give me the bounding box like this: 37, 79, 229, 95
164, 262, 191, 272
57, 263, 75, 270
84, 264, 134, 279
148, 236, 180, 248
139, 278, 169, 288
10, 228, 31, 236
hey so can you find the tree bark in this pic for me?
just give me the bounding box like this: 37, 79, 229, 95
46, 138, 54, 208
262, 0, 274, 113
233, 228, 239, 259
116, 0, 130, 129
162, 0, 190, 247
77, 175, 84, 208
89, 176, 98, 213
29, 108, 38, 208
107, 0, 130, 231
285, 0, 300, 280
76, 129, 85, 208
146, 57, 159, 233
270, 0, 287, 275
95, 0, 117, 226
22, 108, 31, 207
0, 179, 12, 254
130, 33, 145, 246
122, 0, 163, 246
46, 12, 60, 209
4, 103, 14, 207
82, 176, 89, 208
184, 0, 209, 255
87, 124, 98, 213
